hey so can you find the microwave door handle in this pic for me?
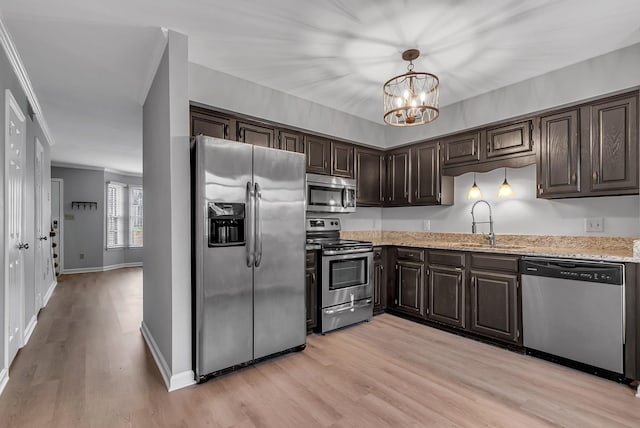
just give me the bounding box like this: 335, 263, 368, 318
254, 182, 263, 267
246, 181, 254, 267
341, 188, 347, 208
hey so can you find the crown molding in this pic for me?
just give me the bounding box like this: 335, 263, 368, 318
0, 14, 56, 146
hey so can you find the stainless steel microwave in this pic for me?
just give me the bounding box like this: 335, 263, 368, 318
306, 173, 356, 213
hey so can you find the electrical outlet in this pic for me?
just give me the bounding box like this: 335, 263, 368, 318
423, 220, 431, 231
584, 217, 604, 233
79, 253, 85, 260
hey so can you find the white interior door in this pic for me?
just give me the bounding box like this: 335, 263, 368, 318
5, 89, 26, 366
50, 179, 63, 275
34, 138, 48, 310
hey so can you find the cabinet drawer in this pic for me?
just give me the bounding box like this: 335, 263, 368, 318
428, 250, 465, 267
397, 247, 424, 262
470, 253, 519, 273
306, 251, 317, 267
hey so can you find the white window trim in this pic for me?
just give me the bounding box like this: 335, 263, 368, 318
106, 181, 127, 249
128, 185, 143, 248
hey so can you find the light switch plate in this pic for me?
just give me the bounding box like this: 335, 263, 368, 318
585, 217, 604, 232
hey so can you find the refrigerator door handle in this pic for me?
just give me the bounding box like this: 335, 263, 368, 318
246, 181, 255, 267
254, 182, 263, 267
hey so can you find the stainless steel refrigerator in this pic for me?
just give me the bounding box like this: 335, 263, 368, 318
192, 135, 306, 382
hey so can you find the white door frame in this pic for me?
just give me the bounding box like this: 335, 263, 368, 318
4, 89, 26, 372
51, 178, 63, 275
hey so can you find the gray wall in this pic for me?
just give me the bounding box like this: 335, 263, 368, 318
189, 63, 386, 148
1, 31, 53, 375
103, 171, 143, 267
143, 30, 191, 384
51, 166, 144, 271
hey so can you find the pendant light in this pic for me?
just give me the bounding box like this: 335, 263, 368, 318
467, 173, 483, 199
498, 168, 514, 198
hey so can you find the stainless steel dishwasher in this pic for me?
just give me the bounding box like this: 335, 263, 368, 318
520, 257, 624, 375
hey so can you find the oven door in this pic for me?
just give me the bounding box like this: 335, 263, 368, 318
321, 250, 373, 308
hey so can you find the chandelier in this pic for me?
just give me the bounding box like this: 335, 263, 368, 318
383, 49, 439, 126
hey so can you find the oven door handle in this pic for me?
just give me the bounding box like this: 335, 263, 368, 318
323, 248, 373, 256
324, 299, 372, 315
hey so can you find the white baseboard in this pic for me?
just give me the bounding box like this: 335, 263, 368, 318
169, 370, 196, 392
103, 262, 143, 272
140, 321, 195, 392
0, 368, 8, 397
23, 315, 37, 345
63, 262, 143, 275
43, 279, 57, 307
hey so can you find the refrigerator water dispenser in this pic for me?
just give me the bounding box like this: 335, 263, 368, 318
208, 202, 245, 246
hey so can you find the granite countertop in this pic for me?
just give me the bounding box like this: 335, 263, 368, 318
340, 231, 640, 263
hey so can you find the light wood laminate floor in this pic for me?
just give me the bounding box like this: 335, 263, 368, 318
1, 268, 639, 427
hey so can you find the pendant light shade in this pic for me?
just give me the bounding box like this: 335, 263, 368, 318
498, 168, 514, 198
467, 173, 483, 199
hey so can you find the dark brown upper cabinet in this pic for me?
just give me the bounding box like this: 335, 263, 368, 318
190, 110, 231, 140
304, 135, 331, 175
583, 93, 638, 195
411, 141, 454, 205
538, 109, 581, 198
386, 147, 411, 206
331, 141, 354, 178
485, 119, 535, 160
279, 130, 304, 153
355, 147, 385, 206
441, 131, 481, 167
236, 121, 277, 148
538, 92, 639, 199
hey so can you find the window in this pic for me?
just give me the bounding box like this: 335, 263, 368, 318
106, 182, 126, 248
129, 186, 143, 247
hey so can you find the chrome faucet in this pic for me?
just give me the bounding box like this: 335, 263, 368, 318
471, 199, 495, 246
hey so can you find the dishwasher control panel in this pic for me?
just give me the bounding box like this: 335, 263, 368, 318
520, 257, 623, 285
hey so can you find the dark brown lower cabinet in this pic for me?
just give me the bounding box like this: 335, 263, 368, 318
305, 250, 318, 332
468, 253, 521, 344
373, 247, 386, 315
395, 259, 426, 317
427, 265, 466, 329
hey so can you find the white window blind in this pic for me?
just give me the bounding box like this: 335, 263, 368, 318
129, 186, 143, 247
107, 182, 126, 248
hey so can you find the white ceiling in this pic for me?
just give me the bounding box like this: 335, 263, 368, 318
2, 0, 640, 173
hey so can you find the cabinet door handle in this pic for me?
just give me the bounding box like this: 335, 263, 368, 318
571, 173, 576, 184
471, 276, 476, 288
311, 273, 316, 284
593, 170, 599, 183
223, 124, 228, 139
537, 184, 543, 195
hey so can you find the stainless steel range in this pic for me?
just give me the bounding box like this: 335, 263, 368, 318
306, 218, 373, 333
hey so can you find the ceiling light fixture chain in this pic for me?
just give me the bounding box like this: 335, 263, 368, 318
383, 48, 439, 127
